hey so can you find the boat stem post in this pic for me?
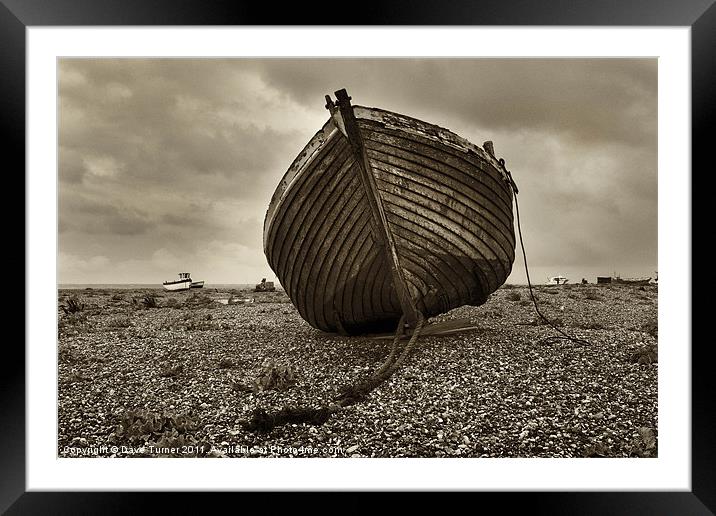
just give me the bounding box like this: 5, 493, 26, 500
332, 88, 420, 326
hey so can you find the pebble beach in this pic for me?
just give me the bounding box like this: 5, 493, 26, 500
57, 283, 658, 458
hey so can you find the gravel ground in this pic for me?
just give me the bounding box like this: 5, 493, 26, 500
57, 283, 658, 458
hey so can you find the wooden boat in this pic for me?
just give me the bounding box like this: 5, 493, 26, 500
264, 89, 517, 335
547, 275, 569, 285
163, 272, 192, 291
613, 276, 652, 286
190, 281, 205, 289
254, 278, 276, 292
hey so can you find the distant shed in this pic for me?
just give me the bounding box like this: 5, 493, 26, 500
597, 276, 612, 284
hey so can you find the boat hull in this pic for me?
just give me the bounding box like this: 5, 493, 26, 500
548, 277, 569, 285
190, 281, 205, 288
614, 277, 652, 286
264, 103, 516, 334
163, 280, 192, 291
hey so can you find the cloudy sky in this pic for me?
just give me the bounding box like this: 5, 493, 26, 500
58, 58, 657, 285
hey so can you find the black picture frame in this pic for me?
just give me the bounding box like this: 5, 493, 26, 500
6, 0, 709, 513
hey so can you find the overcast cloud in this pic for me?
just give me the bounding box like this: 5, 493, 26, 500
58, 58, 657, 285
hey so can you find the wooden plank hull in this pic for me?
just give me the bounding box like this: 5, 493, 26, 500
264, 103, 516, 335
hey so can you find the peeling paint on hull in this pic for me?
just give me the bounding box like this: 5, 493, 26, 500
264, 102, 516, 335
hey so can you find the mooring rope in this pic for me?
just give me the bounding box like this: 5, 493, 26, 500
242, 311, 425, 432
334, 311, 425, 407
243, 168, 587, 433
380, 312, 425, 377
509, 171, 591, 346
374, 314, 406, 376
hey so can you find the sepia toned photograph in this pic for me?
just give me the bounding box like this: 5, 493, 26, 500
57, 58, 657, 459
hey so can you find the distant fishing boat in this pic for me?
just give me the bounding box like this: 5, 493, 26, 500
613, 276, 652, 286
163, 272, 192, 291
547, 275, 569, 285
254, 278, 276, 292
190, 281, 205, 289
263, 89, 517, 335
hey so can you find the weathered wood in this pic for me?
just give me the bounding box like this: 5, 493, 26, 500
363, 125, 514, 222
263, 91, 516, 335
333, 88, 420, 326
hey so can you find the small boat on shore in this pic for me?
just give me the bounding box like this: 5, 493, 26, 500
254, 278, 276, 292
613, 276, 652, 286
190, 281, 205, 289
163, 272, 192, 291
547, 275, 569, 285
264, 89, 517, 335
